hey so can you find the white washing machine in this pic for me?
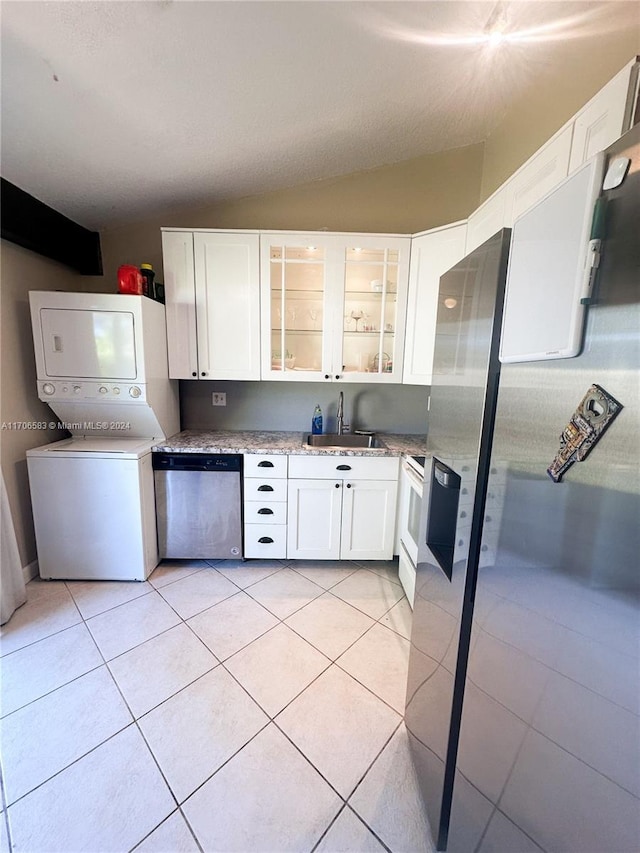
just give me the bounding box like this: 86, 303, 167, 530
27, 291, 180, 581
27, 437, 158, 581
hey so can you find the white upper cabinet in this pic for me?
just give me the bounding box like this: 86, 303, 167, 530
260, 232, 410, 383
403, 222, 467, 386
569, 59, 638, 174
193, 232, 261, 380
162, 229, 261, 380
465, 59, 636, 256
161, 230, 198, 379
504, 125, 573, 225
260, 233, 334, 382
465, 188, 507, 255
339, 236, 410, 383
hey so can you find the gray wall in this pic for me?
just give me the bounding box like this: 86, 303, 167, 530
180, 380, 429, 435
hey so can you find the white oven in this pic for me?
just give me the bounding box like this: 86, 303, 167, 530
397, 455, 425, 607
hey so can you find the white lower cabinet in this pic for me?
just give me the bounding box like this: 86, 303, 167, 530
287, 455, 399, 560
287, 479, 343, 559
243, 453, 288, 558
340, 479, 398, 560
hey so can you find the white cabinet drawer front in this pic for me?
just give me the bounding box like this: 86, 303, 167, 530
288, 454, 399, 481
243, 478, 288, 502
243, 454, 288, 478
244, 524, 287, 559
398, 544, 416, 609
244, 501, 287, 525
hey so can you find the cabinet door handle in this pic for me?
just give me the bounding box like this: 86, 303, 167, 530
258, 536, 274, 544
258, 460, 274, 467
257, 508, 274, 515
201, 371, 207, 377
257, 485, 274, 492
324, 374, 330, 380
335, 374, 341, 380
335, 483, 340, 488
191, 371, 197, 377
337, 464, 351, 471
346, 483, 352, 488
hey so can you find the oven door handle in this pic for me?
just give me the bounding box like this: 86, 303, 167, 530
403, 461, 424, 493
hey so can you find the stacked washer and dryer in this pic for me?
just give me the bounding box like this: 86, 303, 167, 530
26, 291, 180, 581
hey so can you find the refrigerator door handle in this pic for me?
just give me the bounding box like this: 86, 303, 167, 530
434, 460, 457, 488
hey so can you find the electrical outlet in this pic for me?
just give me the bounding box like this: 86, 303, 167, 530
212, 392, 226, 407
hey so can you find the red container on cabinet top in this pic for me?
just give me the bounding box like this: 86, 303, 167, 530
117, 264, 143, 295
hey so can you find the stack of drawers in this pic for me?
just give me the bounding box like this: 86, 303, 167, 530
243, 454, 288, 558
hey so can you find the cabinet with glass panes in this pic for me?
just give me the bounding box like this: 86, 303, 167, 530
260, 233, 410, 382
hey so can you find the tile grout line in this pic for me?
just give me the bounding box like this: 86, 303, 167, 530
5, 559, 411, 852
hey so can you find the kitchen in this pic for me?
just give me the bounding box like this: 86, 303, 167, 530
1, 3, 639, 852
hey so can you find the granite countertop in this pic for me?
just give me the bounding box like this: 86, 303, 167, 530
152, 429, 427, 458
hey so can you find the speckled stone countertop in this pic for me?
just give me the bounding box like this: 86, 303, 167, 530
153, 430, 427, 458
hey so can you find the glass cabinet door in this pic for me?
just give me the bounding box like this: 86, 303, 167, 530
264, 239, 329, 379
261, 233, 409, 382
340, 243, 404, 379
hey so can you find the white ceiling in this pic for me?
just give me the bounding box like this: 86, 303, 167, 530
1, 1, 636, 230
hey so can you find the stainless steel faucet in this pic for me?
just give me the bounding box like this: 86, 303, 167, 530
337, 391, 346, 435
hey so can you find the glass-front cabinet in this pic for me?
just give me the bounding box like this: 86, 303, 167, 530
262, 236, 331, 381
260, 233, 410, 382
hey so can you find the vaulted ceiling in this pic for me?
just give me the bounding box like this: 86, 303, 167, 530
1, 1, 637, 229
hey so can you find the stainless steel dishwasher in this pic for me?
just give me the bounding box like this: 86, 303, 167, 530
153, 453, 243, 559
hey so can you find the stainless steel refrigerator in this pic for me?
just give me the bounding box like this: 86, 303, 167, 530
405, 124, 640, 853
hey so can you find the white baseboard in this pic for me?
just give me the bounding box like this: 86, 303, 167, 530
23, 560, 39, 583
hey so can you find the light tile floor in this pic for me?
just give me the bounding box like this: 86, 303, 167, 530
0, 558, 435, 853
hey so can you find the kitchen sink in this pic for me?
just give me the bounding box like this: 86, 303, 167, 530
304, 433, 385, 450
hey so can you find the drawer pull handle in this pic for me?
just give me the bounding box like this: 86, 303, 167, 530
258, 536, 274, 544
257, 485, 274, 492
337, 464, 351, 471
257, 508, 274, 515
258, 461, 274, 468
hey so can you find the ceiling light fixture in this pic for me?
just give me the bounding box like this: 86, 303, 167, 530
483, 1, 507, 47
444, 297, 458, 309
379, 5, 602, 49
